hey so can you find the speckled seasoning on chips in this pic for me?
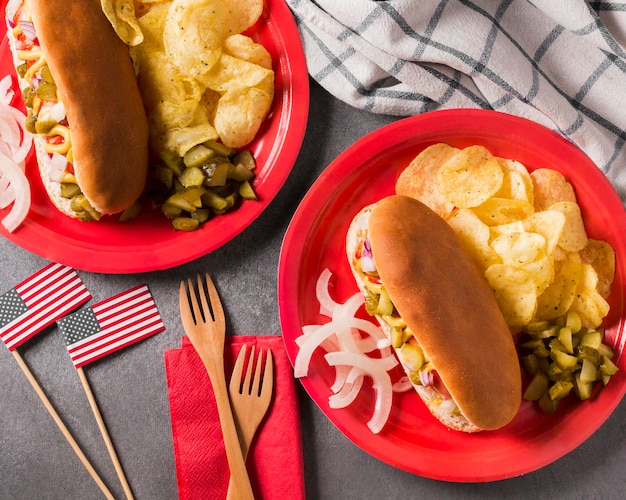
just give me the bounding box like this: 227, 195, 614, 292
396, 143, 615, 332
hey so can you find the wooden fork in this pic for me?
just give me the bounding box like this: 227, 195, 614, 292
179, 274, 254, 500
226, 345, 274, 500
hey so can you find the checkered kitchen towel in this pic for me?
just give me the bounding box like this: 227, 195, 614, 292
287, 0, 626, 201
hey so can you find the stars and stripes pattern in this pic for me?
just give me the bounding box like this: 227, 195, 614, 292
58, 284, 164, 368
0, 263, 91, 351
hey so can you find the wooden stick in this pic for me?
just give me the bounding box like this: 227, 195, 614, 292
11, 350, 114, 500
77, 367, 134, 500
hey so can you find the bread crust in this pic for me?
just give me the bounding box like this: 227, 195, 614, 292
348, 196, 521, 431
27, 0, 149, 214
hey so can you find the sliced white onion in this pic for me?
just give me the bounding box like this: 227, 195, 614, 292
0, 151, 31, 232
0, 76, 34, 232
325, 351, 394, 434
315, 267, 336, 316
328, 375, 364, 409
294, 268, 402, 434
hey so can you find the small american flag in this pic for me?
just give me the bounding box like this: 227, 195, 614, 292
58, 284, 164, 368
0, 263, 91, 351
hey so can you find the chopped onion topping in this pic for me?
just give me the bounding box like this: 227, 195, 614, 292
0, 75, 33, 232
294, 268, 403, 434
361, 237, 376, 273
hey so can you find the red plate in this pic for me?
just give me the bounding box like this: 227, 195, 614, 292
278, 109, 626, 482
0, 0, 309, 273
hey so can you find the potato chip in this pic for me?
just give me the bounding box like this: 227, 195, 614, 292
395, 143, 458, 219
447, 208, 499, 270
222, 0, 264, 34
201, 54, 274, 92
549, 201, 588, 252
579, 239, 616, 299
495, 158, 534, 204
490, 221, 525, 237
530, 168, 576, 211
101, 0, 144, 46
436, 146, 504, 208
522, 210, 566, 255
160, 121, 219, 157
569, 264, 611, 328
163, 0, 233, 81
214, 84, 273, 148
471, 197, 534, 226
223, 34, 273, 69
535, 252, 581, 320
485, 264, 538, 328
490, 232, 553, 294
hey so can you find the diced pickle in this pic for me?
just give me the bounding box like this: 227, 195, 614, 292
25, 113, 37, 134
201, 190, 229, 212
35, 119, 57, 134
579, 358, 598, 384
600, 356, 619, 377
179, 166, 206, 188
548, 380, 573, 401
70, 195, 99, 221
205, 139, 234, 157
238, 180, 257, 201
579, 330, 603, 350
523, 372, 548, 401
119, 201, 142, 222
228, 163, 255, 182
160, 150, 185, 175
520, 316, 618, 413
60, 183, 82, 199
36, 81, 56, 101
390, 327, 404, 349
565, 310, 582, 334
576, 345, 600, 364
191, 208, 210, 224
205, 162, 230, 187
538, 393, 559, 413
521, 353, 539, 377
550, 348, 578, 371
400, 343, 424, 372
557, 327, 574, 354
183, 144, 214, 168
155, 142, 259, 230
376, 287, 394, 316
172, 217, 200, 231
574, 372, 593, 400
232, 150, 256, 170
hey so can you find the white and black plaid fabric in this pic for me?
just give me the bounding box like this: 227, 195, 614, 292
287, 0, 626, 202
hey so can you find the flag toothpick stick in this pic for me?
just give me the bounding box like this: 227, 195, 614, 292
12, 350, 115, 500
77, 367, 134, 500
57, 283, 165, 500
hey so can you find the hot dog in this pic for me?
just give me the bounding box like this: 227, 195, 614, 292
346, 195, 522, 432
5, 0, 149, 219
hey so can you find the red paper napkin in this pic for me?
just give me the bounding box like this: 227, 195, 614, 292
164, 335, 305, 500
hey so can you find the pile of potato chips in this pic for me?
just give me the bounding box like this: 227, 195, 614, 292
396, 143, 615, 332
103, 0, 274, 156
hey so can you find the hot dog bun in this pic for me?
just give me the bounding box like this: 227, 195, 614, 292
346, 195, 521, 432
6, 0, 148, 216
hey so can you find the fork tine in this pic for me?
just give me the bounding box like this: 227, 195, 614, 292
204, 273, 225, 330
230, 344, 248, 393
260, 349, 274, 402
194, 274, 211, 322
247, 346, 259, 396
185, 277, 204, 325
